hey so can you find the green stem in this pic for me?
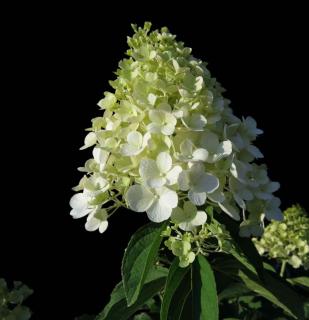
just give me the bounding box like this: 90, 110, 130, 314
280, 260, 287, 277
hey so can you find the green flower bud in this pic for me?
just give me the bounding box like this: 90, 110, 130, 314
179, 252, 196, 268
171, 240, 191, 257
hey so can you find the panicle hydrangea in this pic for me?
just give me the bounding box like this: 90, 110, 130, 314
69, 22, 282, 256
254, 205, 309, 269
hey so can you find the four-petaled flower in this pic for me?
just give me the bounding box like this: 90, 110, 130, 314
178, 164, 219, 206
147, 109, 177, 135
139, 152, 182, 188
120, 131, 150, 156
126, 185, 178, 222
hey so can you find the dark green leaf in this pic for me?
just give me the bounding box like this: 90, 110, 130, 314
97, 266, 167, 320
161, 256, 219, 320
287, 277, 309, 290
192, 255, 219, 320
262, 262, 276, 273
238, 269, 305, 319
214, 255, 306, 320
160, 258, 190, 320
122, 222, 166, 306
218, 282, 251, 301
215, 213, 264, 280
168, 267, 192, 320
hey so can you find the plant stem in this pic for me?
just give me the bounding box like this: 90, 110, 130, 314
280, 260, 287, 277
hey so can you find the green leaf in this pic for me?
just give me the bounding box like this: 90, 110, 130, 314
161, 256, 219, 320
262, 262, 276, 273
218, 282, 251, 301
213, 255, 306, 320
215, 213, 264, 280
97, 266, 167, 320
192, 255, 219, 320
160, 258, 190, 320
287, 277, 309, 290
122, 222, 166, 306
168, 268, 192, 320
238, 269, 305, 320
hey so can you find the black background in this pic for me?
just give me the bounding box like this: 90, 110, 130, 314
1, 3, 308, 319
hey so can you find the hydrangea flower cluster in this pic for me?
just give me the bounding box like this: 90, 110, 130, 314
254, 205, 309, 269
69, 22, 282, 239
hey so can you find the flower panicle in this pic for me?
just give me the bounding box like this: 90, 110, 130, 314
69, 22, 282, 265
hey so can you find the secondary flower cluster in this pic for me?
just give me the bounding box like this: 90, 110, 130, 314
254, 205, 309, 269
69, 22, 282, 237
162, 207, 232, 267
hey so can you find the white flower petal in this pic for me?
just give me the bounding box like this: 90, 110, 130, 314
265, 207, 283, 221
161, 124, 175, 135
208, 190, 225, 203
185, 113, 207, 131
166, 166, 182, 185
255, 191, 273, 200
192, 148, 209, 161
156, 152, 172, 173
70, 193, 88, 210
188, 190, 207, 206
85, 217, 100, 231
247, 145, 263, 158
157, 102, 172, 112
70, 208, 92, 219
165, 112, 177, 126
93, 147, 109, 165
178, 171, 190, 191
149, 110, 164, 124
139, 159, 160, 181
159, 188, 178, 208
99, 221, 109, 233
147, 199, 172, 222
148, 177, 166, 188
236, 187, 253, 201
218, 200, 240, 221
121, 143, 141, 156
80, 132, 97, 150
180, 139, 194, 157
265, 182, 280, 193
179, 221, 195, 231
126, 185, 154, 212
148, 93, 157, 106
193, 173, 219, 194
191, 210, 207, 226
216, 140, 233, 157
147, 122, 161, 133
230, 160, 249, 183
142, 132, 151, 148
127, 131, 143, 147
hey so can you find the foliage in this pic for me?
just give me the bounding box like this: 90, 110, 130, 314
0, 279, 32, 320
